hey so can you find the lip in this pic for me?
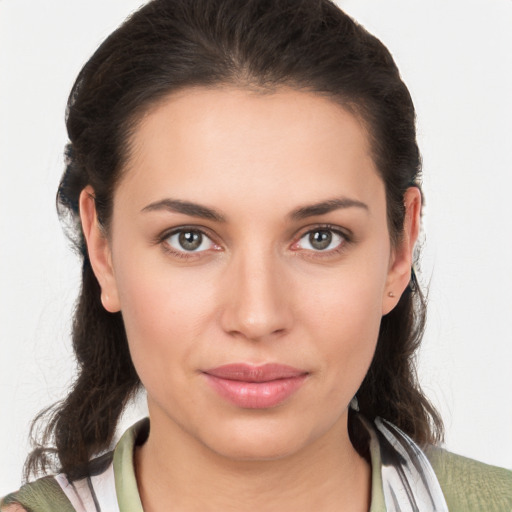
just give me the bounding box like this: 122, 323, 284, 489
202, 363, 309, 409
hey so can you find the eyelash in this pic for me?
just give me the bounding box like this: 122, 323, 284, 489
157, 224, 351, 260
292, 224, 351, 259
157, 226, 220, 259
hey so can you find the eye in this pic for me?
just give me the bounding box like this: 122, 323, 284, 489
164, 229, 216, 253
295, 228, 346, 252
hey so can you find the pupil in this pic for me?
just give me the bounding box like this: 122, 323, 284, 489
179, 231, 202, 251
310, 230, 332, 250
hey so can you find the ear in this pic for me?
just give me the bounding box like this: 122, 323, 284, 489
382, 187, 422, 315
79, 186, 121, 313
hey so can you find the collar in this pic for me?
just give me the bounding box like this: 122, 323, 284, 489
109, 415, 447, 511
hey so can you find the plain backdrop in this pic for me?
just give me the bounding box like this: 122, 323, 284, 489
1, 0, 511, 495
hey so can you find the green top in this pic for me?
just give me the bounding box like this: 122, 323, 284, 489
2, 419, 511, 511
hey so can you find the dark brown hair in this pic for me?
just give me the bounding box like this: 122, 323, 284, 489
25, 0, 443, 481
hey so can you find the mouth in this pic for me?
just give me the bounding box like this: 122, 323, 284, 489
202, 363, 309, 409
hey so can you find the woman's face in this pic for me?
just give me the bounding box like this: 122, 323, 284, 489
82, 87, 418, 460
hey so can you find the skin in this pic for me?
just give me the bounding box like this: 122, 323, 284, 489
80, 87, 421, 511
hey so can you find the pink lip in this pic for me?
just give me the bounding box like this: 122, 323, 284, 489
202, 363, 308, 409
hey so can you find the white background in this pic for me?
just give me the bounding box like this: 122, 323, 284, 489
1, 0, 511, 495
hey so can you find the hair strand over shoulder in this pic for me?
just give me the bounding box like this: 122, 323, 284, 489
25, 0, 442, 481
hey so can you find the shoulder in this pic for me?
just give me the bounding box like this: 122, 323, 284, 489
1, 476, 75, 512
1, 505, 26, 512
425, 445, 512, 511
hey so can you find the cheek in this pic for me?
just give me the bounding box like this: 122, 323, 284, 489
296, 254, 388, 394
111, 252, 219, 379
319, 284, 382, 371
298, 250, 388, 335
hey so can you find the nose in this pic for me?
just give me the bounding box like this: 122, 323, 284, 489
219, 248, 293, 342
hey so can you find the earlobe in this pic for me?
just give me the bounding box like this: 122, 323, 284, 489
382, 187, 422, 315
79, 186, 121, 313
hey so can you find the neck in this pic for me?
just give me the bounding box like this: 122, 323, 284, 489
135, 409, 371, 512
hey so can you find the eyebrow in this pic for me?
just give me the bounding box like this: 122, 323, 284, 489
289, 197, 369, 220
141, 198, 226, 222
141, 196, 368, 223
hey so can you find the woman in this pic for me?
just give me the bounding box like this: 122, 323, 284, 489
2, 0, 511, 510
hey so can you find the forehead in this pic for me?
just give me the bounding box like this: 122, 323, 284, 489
117, 86, 383, 216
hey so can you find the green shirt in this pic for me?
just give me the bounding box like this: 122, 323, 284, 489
3, 419, 511, 511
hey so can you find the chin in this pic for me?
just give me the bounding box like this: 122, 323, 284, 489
210, 435, 305, 462
196, 415, 326, 463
